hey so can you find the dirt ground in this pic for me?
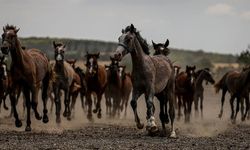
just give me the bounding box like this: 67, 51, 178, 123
0, 85, 249, 150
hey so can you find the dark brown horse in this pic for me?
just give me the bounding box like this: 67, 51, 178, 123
152, 39, 170, 56
85, 52, 107, 121
114, 24, 176, 137
104, 56, 122, 117
51, 41, 79, 123
118, 65, 132, 117
1, 25, 51, 131
194, 68, 215, 118
175, 65, 196, 122
215, 66, 250, 123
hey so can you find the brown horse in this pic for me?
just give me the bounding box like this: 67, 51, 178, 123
104, 56, 123, 117
215, 66, 250, 123
1, 25, 51, 131
50, 41, 79, 123
118, 65, 132, 118
194, 68, 215, 118
114, 24, 176, 137
85, 52, 107, 121
175, 65, 196, 122
66, 59, 87, 117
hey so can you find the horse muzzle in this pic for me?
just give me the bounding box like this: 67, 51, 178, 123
1, 46, 10, 55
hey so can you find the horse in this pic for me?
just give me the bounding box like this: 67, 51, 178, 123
1, 25, 51, 131
175, 65, 196, 122
152, 39, 170, 56
85, 52, 107, 121
193, 68, 215, 118
66, 59, 87, 117
114, 24, 176, 138
118, 65, 132, 118
50, 41, 80, 123
214, 66, 250, 123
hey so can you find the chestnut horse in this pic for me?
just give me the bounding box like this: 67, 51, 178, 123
175, 65, 196, 122
194, 68, 215, 118
118, 65, 132, 117
85, 52, 107, 121
50, 41, 80, 123
215, 66, 250, 123
114, 24, 176, 137
1, 25, 51, 131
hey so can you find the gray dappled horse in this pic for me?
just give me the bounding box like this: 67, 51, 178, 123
114, 24, 176, 138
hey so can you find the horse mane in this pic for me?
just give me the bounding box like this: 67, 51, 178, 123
124, 26, 150, 55
4, 24, 17, 30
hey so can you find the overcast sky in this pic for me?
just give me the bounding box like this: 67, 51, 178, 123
0, 0, 250, 54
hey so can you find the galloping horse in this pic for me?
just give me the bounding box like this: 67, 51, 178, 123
118, 65, 132, 117
193, 68, 215, 118
214, 66, 250, 123
0, 56, 10, 111
104, 56, 122, 117
85, 52, 107, 121
175, 65, 196, 122
51, 41, 79, 123
1, 25, 51, 131
114, 24, 176, 137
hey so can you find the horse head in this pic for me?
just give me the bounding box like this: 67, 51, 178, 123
197, 68, 215, 85
1, 25, 19, 55
118, 65, 126, 78
186, 65, 196, 85
173, 65, 181, 77
53, 41, 66, 63
114, 24, 150, 60
85, 51, 100, 76
0, 56, 7, 80
152, 39, 170, 56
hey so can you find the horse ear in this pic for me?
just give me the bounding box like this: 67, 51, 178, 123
110, 56, 114, 61
97, 52, 100, 58
152, 40, 157, 49
3, 26, 6, 32
122, 29, 125, 33
165, 39, 169, 48
130, 24, 135, 32
14, 28, 20, 33
53, 41, 57, 49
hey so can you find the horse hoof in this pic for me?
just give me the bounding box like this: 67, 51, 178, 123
231, 119, 236, 124
67, 116, 71, 121
97, 113, 102, 119
218, 114, 222, 119
35, 114, 42, 120
165, 117, 169, 124
63, 111, 67, 117
93, 109, 98, 113
25, 126, 31, 132
136, 123, 144, 129
15, 120, 22, 128
43, 115, 49, 123
87, 114, 93, 121
56, 117, 61, 124
170, 131, 177, 138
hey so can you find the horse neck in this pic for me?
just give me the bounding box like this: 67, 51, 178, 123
241, 69, 250, 87
195, 71, 205, 87
10, 38, 25, 66
55, 61, 65, 74
130, 38, 147, 71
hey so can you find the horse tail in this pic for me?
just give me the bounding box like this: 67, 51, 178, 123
214, 73, 228, 93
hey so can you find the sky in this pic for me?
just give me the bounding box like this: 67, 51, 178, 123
0, 0, 250, 54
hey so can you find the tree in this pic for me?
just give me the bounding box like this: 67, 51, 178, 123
237, 45, 250, 65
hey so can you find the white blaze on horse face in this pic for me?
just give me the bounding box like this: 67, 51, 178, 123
89, 58, 94, 73
190, 70, 194, 84
160, 46, 164, 51
2, 64, 7, 78
56, 54, 63, 61
119, 67, 123, 77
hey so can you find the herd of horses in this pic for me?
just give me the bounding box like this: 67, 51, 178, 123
0, 24, 249, 138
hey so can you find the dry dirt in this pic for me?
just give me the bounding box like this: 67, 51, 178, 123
0, 85, 249, 150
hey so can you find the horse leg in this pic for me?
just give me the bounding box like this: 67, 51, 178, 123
200, 94, 204, 119
156, 94, 166, 135
233, 96, 241, 123
145, 91, 157, 133
177, 95, 182, 120
70, 92, 78, 119
168, 90, 176, 138
3, 92, 9, 110
86, 92, 93, 121
96, 94, 103, 119
243, 95, 249, 121
130, 90, 143, 129
229, 95, 236, 123
124, 96, 129, 118
63, 88, 71, 120
80, 92, 85, 110
9, 86, 22, 128
194, 92, 199, 117
218, 88, 227, 118
54, 87, 61, 123
31, 86, 42, 120
23, 88, 32, 131
42, 74, 50, 123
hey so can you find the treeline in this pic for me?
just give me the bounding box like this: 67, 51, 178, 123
1, 37, 237, 69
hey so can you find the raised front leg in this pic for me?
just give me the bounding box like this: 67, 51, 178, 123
130, 90, 143, 129
31, 86, 42, 120
145, 91, 157, 133
9, 87, 22, 128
